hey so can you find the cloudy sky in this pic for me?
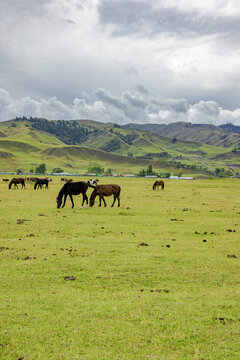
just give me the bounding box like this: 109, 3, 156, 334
1, 0, 240, 125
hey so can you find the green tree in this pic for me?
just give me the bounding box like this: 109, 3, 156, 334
147, 164, 153, 175
36, 163, 46, 174
138, 169, 146, 177
52, 168, 64, 173
175, 168, 183, 177
88, 165, 104, 174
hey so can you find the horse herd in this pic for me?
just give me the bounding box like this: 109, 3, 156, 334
7, 177, 52, 190
6, 177, 164, 208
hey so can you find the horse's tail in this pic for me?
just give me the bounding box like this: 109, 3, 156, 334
161, 181, 164, 190
9, 180, 13, 189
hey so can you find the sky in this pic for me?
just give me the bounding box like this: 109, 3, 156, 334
1, 0, 240, 125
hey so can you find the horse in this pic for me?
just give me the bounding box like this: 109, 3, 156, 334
34, 178, 49, 189
26, 177, 39, 183
89, 184, 121, 207
56, 181, 95, 208
153, 180, 164, 190
87, 179, 99, 186
2, 179, 9, 182
8, 178, 25, 189
61, 178, 73, 182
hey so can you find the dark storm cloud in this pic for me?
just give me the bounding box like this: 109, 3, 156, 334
98, 0, 240, 39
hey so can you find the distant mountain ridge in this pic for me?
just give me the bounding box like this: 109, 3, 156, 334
125, 122, 240, 148
219, 123, 240, 134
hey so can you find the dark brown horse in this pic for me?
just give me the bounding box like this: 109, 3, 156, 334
9, 178, 25, 189
34, 178, 49, 189
153, 180, 164, 190
90, 184, 121, 207
2, 178, 9, 182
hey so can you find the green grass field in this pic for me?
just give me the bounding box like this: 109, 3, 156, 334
1, 177, 240, 359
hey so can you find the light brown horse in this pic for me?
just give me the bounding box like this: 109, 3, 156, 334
153, 180, 164, 190
9, 178, 25, 189
90, 184, 121, 207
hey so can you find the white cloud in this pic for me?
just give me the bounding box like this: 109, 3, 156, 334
1, 87, 240, 126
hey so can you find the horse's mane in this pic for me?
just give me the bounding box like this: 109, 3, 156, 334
57, 183, 67, 199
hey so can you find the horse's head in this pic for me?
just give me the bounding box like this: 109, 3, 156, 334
89, 190, 97, 207
88, 179, 99, 186
56, 195, 62, 208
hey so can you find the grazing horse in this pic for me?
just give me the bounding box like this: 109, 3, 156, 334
26, 177, 39, 183
56, 181, 95, 208
34, 178, 49, 189
89, 184, 121, 207
61, 178, 73, 182
8, 178, 25, 189
2, 178, 9, 182
153, 180, 164, 190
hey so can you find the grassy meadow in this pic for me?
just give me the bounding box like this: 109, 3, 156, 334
0, 176, 240, 359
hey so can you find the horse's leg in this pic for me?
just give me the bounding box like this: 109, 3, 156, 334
102, 196, 107, 207
98, 195, 102, 207
80, 194, 84, 208
81, 193, 88, 208
84, 194, 88, 208
69, 194, 74, 208
117, 195, 120, 207
62, 194, 67, 208
111, 196, 116, 207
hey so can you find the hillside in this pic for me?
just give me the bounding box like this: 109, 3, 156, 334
0, 119, 195, 175
125, 122, 240, 148
25, 118, 231, 161
0, 118, 238, 175
219, 123, 240, 134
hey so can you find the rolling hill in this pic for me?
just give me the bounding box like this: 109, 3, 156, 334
0, 117, 239, 176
